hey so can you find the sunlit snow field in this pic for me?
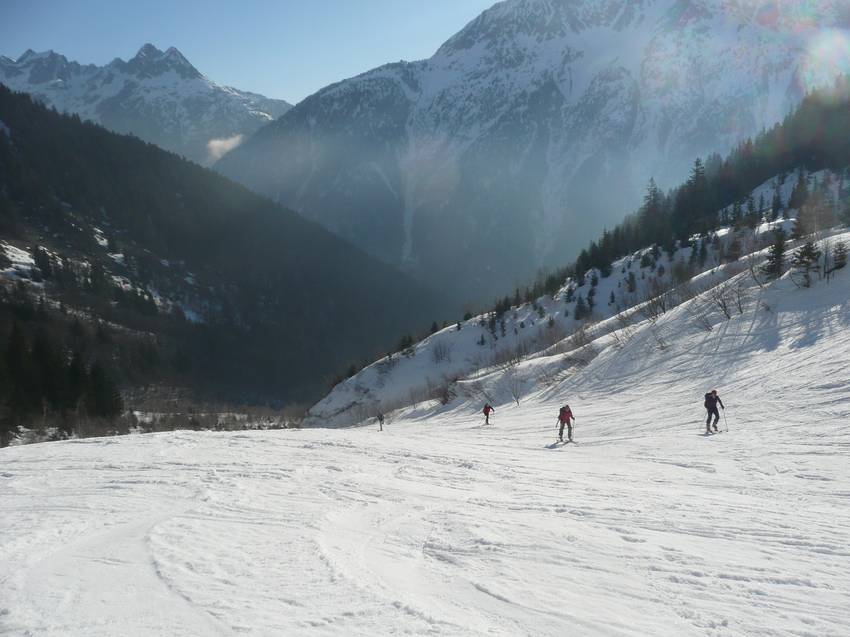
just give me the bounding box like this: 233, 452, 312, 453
2, 261, 849, 636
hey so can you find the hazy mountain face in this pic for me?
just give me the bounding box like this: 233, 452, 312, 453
0, 44, 291, 165
0, 86, 447, 403
216, 0, 850, 301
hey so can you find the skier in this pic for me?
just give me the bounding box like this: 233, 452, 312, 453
482, 403, 495, 425
557, 404, 575, 442
376, 413, 384, 432
704, 389, 724, 433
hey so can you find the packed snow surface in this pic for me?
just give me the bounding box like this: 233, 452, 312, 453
3, 252, 850, 635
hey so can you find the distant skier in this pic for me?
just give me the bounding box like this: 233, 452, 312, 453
704, 390, 724, 433
557, 404, 575, 442
376, 413, 384, 432
482, 403, 495, 425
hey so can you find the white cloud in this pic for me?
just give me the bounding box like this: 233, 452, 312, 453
206, 134, 244, 163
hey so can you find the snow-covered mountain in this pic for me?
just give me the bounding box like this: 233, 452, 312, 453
307, 168, 846, 427
217, 0, 850, 300
0, 44, 291, 164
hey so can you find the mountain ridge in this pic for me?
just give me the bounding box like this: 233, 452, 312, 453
0, 85, 448, 408
217, 0, 849, 301
0, 43, 291, 164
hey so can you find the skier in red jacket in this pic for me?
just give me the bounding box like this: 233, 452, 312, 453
482, 403, 495, 425
558, 405, 575, 442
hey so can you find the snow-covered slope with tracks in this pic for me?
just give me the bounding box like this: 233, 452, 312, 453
2, 230, 849, 636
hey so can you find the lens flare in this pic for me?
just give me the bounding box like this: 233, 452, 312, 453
800, 29, 850, 94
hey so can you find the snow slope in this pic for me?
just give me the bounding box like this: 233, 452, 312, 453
2, 233, 849, 635
308, 168, 841, 428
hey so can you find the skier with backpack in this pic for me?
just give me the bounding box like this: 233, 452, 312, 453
704, 390, 724, 433
482, 403, 495, 425
557, 405, 575, 442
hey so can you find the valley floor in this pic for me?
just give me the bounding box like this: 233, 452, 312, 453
2, 271, 849, 636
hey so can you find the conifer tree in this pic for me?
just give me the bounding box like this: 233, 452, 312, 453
698, 239, 708, 267
833, 241, 848, 271
731, 200, 743, 226
639, 178, 666, 245
746, 195, 758, 229
31, 327, 65, 411
574, 294, 588, 320
771, 183, 783, 221
66, 351, 87, 412
791, 241, 821, 287
5, 323, 32, 418
840, 200, 850, 227
788, 170, 809, 210
761, 228, 787, 281
86, 363, 123, 418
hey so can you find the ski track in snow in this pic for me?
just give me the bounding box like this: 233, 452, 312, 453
2, 274, 850, 635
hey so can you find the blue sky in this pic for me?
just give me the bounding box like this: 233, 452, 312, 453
1, 0, 495, 104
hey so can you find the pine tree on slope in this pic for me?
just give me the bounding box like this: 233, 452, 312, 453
833, 241, 848, 271
761, 228, 787, 281
791, 241, 822, 288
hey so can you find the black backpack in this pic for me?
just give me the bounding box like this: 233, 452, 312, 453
704, 393, 713, 408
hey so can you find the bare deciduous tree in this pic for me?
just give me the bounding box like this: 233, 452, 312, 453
505, 370, 526, 406
683, 298, 714, 332
431, 341, 452, 364
733, 281, 748, 314
707, 282, 733, 319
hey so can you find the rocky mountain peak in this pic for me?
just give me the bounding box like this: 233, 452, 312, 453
0, 45, 291, 164
125, 43, 201, 80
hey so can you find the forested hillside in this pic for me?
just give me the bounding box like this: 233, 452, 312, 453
312, 79, 850, 426
567, 78, 850, 281
0, 85, 447, 443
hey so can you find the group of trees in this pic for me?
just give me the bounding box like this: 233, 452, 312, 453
478, 75, 850, 323
0, 84, 446, 407
0, 292, 123, 445
567, 77, 850, 286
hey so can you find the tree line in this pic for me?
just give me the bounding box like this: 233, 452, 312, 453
477, 75, 850, 316
0, 286, 123, 445
0, 84, 447, 412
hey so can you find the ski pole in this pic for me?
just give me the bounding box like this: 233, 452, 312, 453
723, 410, 729, 433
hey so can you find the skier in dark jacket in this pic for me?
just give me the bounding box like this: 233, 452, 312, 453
558, 405, 575, 442
704, 390, 724, 433
482, 404, 495, 425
